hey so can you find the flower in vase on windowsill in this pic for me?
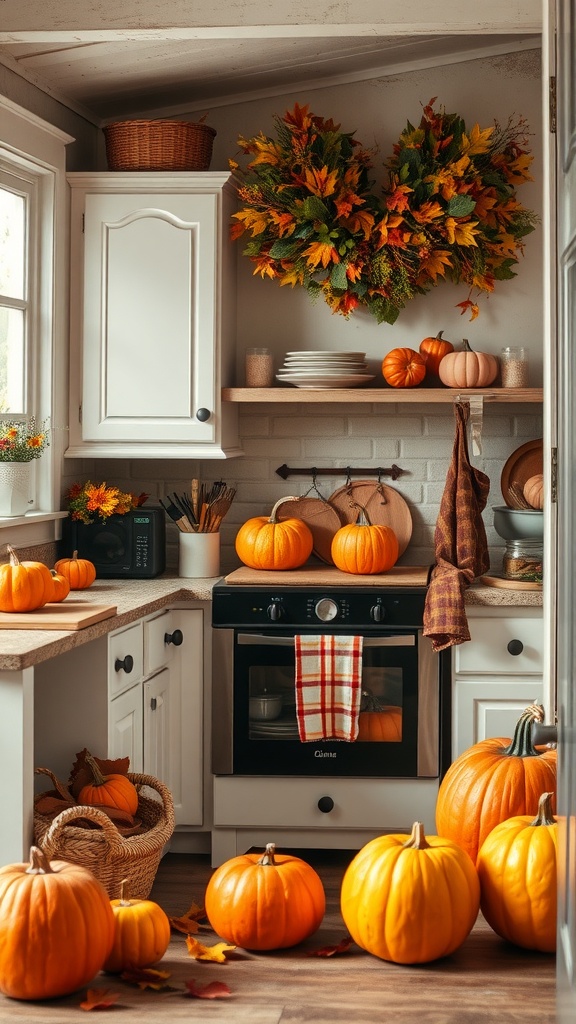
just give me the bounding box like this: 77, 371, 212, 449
0, 417, 50, 462
65, 481, 149, 525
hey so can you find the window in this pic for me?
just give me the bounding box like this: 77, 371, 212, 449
0, 96, 73, 541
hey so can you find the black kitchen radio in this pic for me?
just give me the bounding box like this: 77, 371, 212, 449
59, 508, 166, 578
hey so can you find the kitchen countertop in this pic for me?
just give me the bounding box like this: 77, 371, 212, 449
0, 572, 542, 672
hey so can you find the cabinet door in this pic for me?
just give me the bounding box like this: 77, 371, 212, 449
108, 684, 143, 771
81, 191, 217, 444
143, 668, 171, 789
452, 678, 544, 758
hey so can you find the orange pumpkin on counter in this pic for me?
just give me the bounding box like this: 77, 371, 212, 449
54, 550, 96, 589
235, 496, 313, 570
50, 569, 71, 603
382, 347, 426, 388
0, 545, 54, 613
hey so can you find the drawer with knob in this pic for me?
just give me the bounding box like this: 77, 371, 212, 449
108, 621, 144, 698
454, 614, 543, 676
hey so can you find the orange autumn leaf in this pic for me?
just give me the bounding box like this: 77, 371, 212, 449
169, 901, 208, 934
120, 967, 172, 990
385, 184, 413, 212
412, 201, 444, 225
302, 239, 339, 270
462, 122, 494, 155
343, 208, 375, 240
417, 249, 453, 282
186, 936, 237, 962
306, 935, 354, 957
456, 298, 481, 321
444, 217, 479, 247
231, 208, 270, 237
184, 980, 233, 999
80, 988, 120, 1011
304, 165, 339, 198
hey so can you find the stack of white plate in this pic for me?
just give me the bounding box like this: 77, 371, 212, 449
276, 351, 375, 389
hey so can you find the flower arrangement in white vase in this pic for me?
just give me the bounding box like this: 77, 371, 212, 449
0, 417, 50, 517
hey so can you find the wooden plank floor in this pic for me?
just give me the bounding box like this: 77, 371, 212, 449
0, 849, 556, 1023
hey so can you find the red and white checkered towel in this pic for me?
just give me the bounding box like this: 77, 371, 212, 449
295, 635, 363, 742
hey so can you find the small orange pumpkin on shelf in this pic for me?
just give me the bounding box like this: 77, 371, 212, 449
0, 544, 54, 613
78, 753, 139, 816
419, 330, 454, 376
382, 347, 426, 388
54, 550, 97, 589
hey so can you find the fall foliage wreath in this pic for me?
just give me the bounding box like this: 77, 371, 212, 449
229, 99, 537, 324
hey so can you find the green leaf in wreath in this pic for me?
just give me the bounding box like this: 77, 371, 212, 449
446, 195, 477, 217
269, 239, 300, 259
329, 262, 348, 290
300, 196, 329, 222
492, 259, 518, 281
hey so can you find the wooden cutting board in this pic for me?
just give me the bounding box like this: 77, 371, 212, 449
479, 573, 542, 591
225, 565, 431, 587
0, 601, 118, 630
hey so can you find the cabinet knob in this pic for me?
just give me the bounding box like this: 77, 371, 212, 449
114, 654, 134, 674
507, 639, 524, 656
317, 796, 334, 814
164, 629, 183, 646
196, 407, 211, 422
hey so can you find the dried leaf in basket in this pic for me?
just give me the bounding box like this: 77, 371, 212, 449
69, 747, 131, 799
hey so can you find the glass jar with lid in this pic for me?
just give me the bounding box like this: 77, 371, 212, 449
500, 346, 529, 388
502, 538, 543, 582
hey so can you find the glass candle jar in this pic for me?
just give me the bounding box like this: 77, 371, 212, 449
500, 346, 529, 388
245, 347, 274, 387
502, 538, 543, 582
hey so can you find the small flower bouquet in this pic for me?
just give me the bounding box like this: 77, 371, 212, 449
0, 417, 50, 462
65, 481, 149, 525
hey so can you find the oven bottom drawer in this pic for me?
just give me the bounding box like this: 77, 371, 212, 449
213, 776, 439, 833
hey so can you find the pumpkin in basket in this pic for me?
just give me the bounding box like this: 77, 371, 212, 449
78, 752, 139, 816
103, 879, 171, 972
205, 842, 325, 950
0, 846, 115, 1000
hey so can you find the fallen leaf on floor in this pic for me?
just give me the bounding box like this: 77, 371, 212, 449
79, 988, 120, 1010
184, 979, 232, 999
306, 935, 354, 957
120, 967, 173, 990
186, 936, 237, 962
169, 901, 208, 933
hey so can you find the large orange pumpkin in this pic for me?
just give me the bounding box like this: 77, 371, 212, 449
476, 791, 557, 953
382, 347, 426, 388
340, 822, 480, 964
0, 544, 54, 612
54, 550, 97, 589
435, 706, 557, 864
331, 514, 399, 575
103, 879, 171, 972
204, 842, 325, 950
0, 846, 115, 1000
235, 496, 313, 570
419, 330, 454, 376
78, 753, 139, 816
437, 338, 498, 388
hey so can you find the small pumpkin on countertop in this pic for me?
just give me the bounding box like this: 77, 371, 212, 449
382, 347, 426, 388
50, 568, 71, 603
523, 473, 544, 509
419, 330, 454, 376
331, 504, 399, 575
54, 549, 97, 589
204, 842, 326, 950
476, 791, 557, 953
340, 822, 480, 964
103, 878, 171, 973
78, 752, 139, 816
0, 845, 115, 1001
438, 338, 499, 388
0, 544, 54, 613
235, 496, 314, 570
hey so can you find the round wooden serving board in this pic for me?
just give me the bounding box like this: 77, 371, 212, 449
277, 496, 344, 564
479, 573, 542, 591
328, 481, 413, 555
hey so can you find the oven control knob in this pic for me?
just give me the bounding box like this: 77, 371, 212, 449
317, 796, 334, 814
314, 598, 339, 622
267, 600, 283, 621
370, 603, 385, 623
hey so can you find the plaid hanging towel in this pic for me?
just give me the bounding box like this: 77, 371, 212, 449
294, 635, 363, 742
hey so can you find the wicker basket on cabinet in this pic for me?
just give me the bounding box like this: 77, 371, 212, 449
103, 118, 216, 171
33, 770, 175, 899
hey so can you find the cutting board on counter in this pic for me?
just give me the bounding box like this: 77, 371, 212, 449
224, 565, 431, 587
0, 601, 117, 630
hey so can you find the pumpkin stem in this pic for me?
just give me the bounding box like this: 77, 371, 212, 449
502, 706, 544, 758
119, 877, 132, 905
7, 543, 21, 566
84, 752, 108, 787
436, 330, 444, 340
462, 338, 473, 352
72, 550, 79, 559
402, 821, 430, 850
529, 792, 556, 827
26, 846, 54, 875
348, 499, 373, 527
268, 497, 300, 523
257, 843, 277, 866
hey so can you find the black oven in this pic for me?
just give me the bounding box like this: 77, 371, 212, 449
211, 580, 451, 779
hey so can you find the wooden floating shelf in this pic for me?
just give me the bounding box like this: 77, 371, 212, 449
222, 387, 544, 404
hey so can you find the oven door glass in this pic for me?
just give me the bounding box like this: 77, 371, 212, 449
231, 629, 439, 778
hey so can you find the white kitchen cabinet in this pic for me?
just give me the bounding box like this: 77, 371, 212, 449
108, 608, 204, 826
451, 606, 544, 758
65, 172, 242, 459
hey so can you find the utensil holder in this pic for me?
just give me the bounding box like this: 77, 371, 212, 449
179, 531, 220, 578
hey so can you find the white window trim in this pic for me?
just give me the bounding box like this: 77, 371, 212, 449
0, 96, 74, 544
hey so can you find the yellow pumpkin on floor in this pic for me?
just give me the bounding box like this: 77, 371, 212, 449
103, 880, 171, 972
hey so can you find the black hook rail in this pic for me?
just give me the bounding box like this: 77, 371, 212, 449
275, 464, 405, 481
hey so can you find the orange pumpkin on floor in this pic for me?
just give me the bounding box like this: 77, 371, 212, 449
435, 705, 557, 864
205, 843, 325, 950
103, 879, 171, 972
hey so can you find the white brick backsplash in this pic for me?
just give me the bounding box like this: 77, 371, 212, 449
272, 415, 346, 436
401, 437, 455, 458
303, 438, 372, 458
350, 415, 423, 436
371, 439, 401, 458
